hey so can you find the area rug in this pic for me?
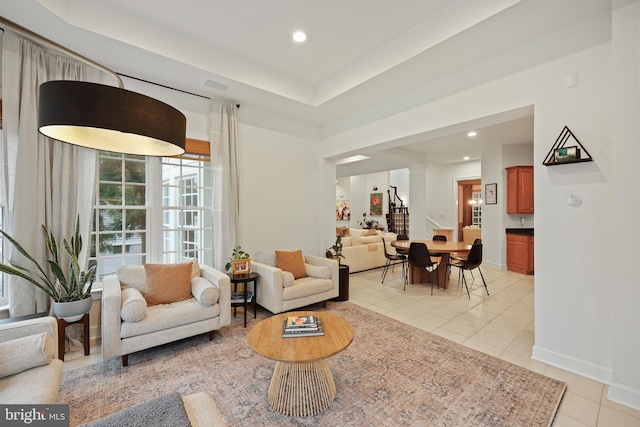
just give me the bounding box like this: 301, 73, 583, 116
58, 302, 566, 426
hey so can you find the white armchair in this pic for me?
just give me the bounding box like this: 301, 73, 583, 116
252, 253, 339, 314
0, 316, 63, 403
102, 263, 231, 366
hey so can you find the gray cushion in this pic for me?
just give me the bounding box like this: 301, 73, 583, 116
0, 332, 55, 378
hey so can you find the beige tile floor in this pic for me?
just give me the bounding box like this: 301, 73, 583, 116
65, 264, 640, 426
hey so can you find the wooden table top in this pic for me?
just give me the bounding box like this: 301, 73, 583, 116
391, 239, 471, 253
247, 311, 354, 363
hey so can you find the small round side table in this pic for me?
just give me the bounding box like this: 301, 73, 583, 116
227, 271, 258, 327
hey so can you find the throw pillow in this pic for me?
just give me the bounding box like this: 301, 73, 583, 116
364, 229, 378, 236
282, 271, 295, 288
191, 277, 219, 306
144, 263, 193, 306
275, 250, 307, 279
187, 259, 201, 278
0, 332, 54, 378
117, 265, 147, 293
305, 263, 332, 279
120, 287, 147, 322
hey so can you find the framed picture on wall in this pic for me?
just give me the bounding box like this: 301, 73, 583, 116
485, 183, 497, 205
369, 193, 383, 215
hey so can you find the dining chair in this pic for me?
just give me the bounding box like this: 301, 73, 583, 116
381, 238, 406, 283
449, 242, 489, 298
450, 238, 481, 279
405, 242, 440, 294
395, 234, 409, 255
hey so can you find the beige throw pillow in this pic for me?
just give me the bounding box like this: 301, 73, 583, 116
282, 271, 296, 288
144, 263, 193, 306
117, 265, 147, 293
0, 332, 54, 378
275, 250, 307, 279
120, 287, 147, 322
305, 263, 331, 279
191, 277, 219, 306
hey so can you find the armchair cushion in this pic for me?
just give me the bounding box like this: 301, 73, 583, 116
305, 263, 331, 279
191, 277, 219, 306
121, 287, 147, 322
275, 250, 307, 279
0, 332, 55, 378
282, 271, 295, 288
144, 263, 193, 306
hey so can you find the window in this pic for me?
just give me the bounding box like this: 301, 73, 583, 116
471, 191, 482, 227
90, 152, 147, 280
162, 156, 212, 264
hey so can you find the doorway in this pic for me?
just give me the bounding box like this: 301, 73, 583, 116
457, 179, 481, 241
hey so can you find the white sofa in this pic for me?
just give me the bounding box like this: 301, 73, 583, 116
0, 316, 63, 404
102, 263, 231, 366
252, 253, 339, 314
339, 228, 398, 272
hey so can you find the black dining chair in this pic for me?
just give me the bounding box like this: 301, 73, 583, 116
381, 238, 406, 283
395, 234, 409, 256
450, 238, 481, 279
405, 242, 440, 294
449, 242, 489, 299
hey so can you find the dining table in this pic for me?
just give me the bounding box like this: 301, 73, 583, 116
391, 239, 471, 288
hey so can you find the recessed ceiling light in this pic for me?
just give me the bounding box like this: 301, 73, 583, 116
467, 131, 477, 137
293, 31, 307, 43
463, 156, 470, 160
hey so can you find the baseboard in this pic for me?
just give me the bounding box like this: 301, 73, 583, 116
608, 382, 640, 411
483, 260, 505, 270
532, 344, 612, 385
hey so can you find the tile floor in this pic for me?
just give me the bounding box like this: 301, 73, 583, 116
64, 264, 640, 426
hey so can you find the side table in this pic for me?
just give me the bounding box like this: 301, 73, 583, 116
57, 312, 90, 361
227, 272, 259, 327
333, 264, 350, 301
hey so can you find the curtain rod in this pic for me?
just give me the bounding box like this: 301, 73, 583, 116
119, 73, 240, 109
0, 16, 123, 88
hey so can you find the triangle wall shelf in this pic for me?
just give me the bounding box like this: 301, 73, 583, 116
543, 126, 593, 166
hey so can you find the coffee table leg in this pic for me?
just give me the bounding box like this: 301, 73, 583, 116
267, 359, 336, 417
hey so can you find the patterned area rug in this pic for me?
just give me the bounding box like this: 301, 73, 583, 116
59, 302, 566, 426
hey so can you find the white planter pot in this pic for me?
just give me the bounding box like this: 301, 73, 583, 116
53, 296, 93, 322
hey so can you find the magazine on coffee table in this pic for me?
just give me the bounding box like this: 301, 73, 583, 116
282, 316, 324, 338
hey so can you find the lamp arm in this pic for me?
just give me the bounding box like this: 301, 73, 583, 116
0, 16, 124, 88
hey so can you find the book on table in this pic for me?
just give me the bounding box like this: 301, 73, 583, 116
284, 315, 318, 330
282, 316, 324, 338
231, 290, 253, 304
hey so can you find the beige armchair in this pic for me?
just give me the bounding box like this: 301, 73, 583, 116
252, 252, 339, 314
0, 316, 63, 403
102, 263, 231, 366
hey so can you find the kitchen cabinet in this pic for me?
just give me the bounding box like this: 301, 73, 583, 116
506, 231, 534, 275
506, 166, 534, 214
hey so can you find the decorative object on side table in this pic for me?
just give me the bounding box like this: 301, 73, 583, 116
326, 228, 348, 262
0, 215, 95, 321
357, 213, 379, 229
225, 245, 251, 275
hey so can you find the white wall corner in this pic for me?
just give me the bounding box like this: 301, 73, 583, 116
532, 345, 612, 386
608, 382, 640, 412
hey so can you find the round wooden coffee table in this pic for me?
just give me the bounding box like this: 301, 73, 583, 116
247, 311, 354, 417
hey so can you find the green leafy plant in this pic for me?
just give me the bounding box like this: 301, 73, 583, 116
326, 228, 349, 260
357, 213, 379, 229
225, 245, 250, 271
0, 215, 96, 302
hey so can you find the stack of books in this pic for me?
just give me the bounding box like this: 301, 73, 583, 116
231, 290, 253, 304
282, 315, 324, 338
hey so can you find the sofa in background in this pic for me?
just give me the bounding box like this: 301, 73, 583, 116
252, 251, 339, 314
462, 226, 482, 245
338, 228, 398, 273
0, 316, 63, 404
102, 262, 231, 366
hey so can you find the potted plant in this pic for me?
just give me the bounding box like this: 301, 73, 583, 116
326, 228, 348, 262
357, 213, 379, 229
225, 245, 251, 274
0, 215, 96, 321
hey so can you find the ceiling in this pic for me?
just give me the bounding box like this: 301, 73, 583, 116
0, 0, 611, 175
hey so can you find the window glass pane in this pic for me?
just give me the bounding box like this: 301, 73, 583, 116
99, 158, 122, 181
126, 209, 146, 230
124, 160, 145, 183
99, 184, 121, 205
99, 209, 122, 231
124, 184, 145, 205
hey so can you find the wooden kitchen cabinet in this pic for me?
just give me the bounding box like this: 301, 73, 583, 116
506, 232, 534, 275
506, 166, 534, 214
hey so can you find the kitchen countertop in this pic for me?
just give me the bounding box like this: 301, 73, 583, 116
505, 228, 534, 235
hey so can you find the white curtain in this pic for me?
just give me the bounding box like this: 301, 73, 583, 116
210, 100, 239, 271
2, 31, 101, 316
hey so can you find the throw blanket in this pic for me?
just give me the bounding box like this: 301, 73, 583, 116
78, 392, 190, 427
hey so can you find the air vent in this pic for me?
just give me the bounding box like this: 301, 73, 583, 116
203, 80, 229, 92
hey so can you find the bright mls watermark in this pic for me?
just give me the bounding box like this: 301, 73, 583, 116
1, 405, 69, 426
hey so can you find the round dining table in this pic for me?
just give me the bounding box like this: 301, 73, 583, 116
391, 239, 471, 288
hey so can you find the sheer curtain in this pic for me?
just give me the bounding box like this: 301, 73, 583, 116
210, 100, 239, 271
2, 31, 102, 316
